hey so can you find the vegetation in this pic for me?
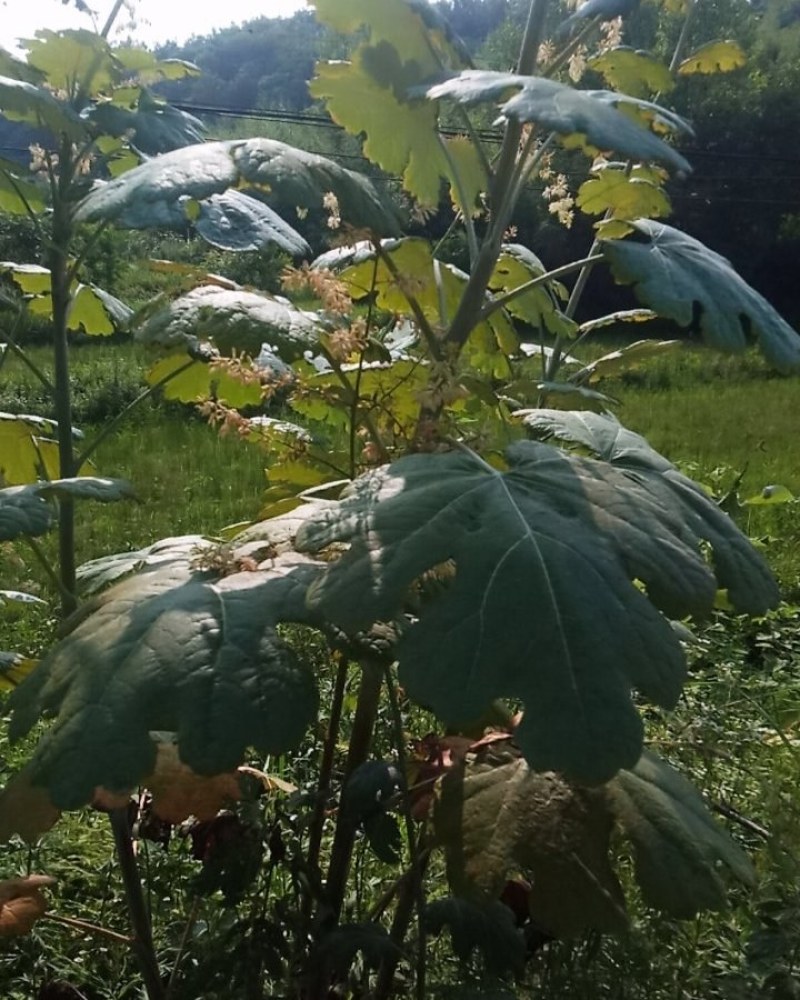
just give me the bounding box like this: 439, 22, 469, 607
0, 0, 799, 998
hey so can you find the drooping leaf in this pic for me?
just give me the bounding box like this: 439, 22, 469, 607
678, 40, 746, 75
135, 284, 320, 360
0, 75, 86, 139
423, 897, 526, 976
0, 484, 55, 541
75, 138, 398, 241
7, 556, 324, 808
533, 380, 619, 410
143, 740, 242, 824
0, 875, 56, 936
422, 72, 692, 175
607, 750, 755, 916
570, 338, 680, 384
297, 441, 777, 783
37, 476, 136, 504
341, 760, 401, 823
85, 89, 206, 154
195, 190, 311, 256
588, 47, 674, 98
601, 220, 800, 372
433, 744, 627, 934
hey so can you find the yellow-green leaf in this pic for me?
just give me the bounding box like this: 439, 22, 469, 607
146, 354, 264, 408
678, 40, 746, 76
578, 169, 671, 220
588, 47, 674, 98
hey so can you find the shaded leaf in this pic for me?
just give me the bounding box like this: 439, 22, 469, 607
0, 162, 46, 215
0, 875, 55, 936
85, 89, 205, 155
317, 922, 402, 976
0, 483, 55, 541
195, 190, 310, 256
607, 750, 755, 916
424, 897, 525, 976
297, 441, 776, 783
678, 40, 746, 75
7, 556, 323, 808
433, 746, 627, 935
588, 47, 674, 98
341, 760, 401, 823
422, 72, 692, 175
533, 381, 619, 410
601, 220, 800, 372
75, 138, 398, 240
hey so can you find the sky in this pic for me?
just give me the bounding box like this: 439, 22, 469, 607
0, 0, 308, 53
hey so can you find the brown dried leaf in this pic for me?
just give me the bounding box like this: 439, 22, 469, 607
145, 742, 243, 824
0, 767, 61, 843
0, 874, 55, 936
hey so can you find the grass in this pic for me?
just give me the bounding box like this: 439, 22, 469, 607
0, 336, 799, 998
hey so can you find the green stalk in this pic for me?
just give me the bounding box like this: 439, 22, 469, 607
48, 139, 78, 614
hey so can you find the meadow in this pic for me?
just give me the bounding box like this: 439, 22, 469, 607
1, 336, 799, 999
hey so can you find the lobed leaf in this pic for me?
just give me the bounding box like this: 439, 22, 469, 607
297, 439, 777, 782
7, 556, 324, 808
601, 220, 800, 372
588, 47, 674, 98
0, 75, 86, 139
678, 40, 746, 75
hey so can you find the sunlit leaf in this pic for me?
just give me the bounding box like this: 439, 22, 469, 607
489, 244, 577, 338
0, 651, 38, 691
145, 353, 263, 409
0, 75, 86, 139
136, 284, 320, 359
75, 138, 398, 241
578, 167, 671, 220
86, 89, 206, 155
534, 381, 619, 410
37, 476, 135, 504
21, 28, 116, 95
195, 190, 310, 256
570, 339, 680, 384
678, 40, 746, 76
422, 72, 692, 174
77, 535, 213, 595
601, 220, 800, 372
743, 484, 795, 506
0, 162, 47, 215
588, 47, 674, 98
297, 439, 777, 782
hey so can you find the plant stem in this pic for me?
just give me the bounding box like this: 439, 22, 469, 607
306, 655, 349, 880
23, 536, 73, 605
322, 660, 384, 919
669, 0, 697, 74
165, 897, 202, 999
48, 140, 78, 614
109, 808, 166, 1000
44, 912, 134, 945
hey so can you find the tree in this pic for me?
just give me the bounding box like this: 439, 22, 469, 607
1, 0, 799, 997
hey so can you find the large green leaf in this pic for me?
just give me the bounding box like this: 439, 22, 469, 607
0, 75, 86, 140
421, 72, 692, 175
21, 29, 117, 96
488, 244, 577, 338
7, 555, 324, 808
195, 190, 310, 256
607, 750, 755, 915
76, 535, 213, 596
577, 164, 670, 220
75, 138, 398, 242
601, 220, 800, 372
297, 440, 778, 782
433, 743, 627, 935
135, 285, 321, 360
0, 412, 64, 484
